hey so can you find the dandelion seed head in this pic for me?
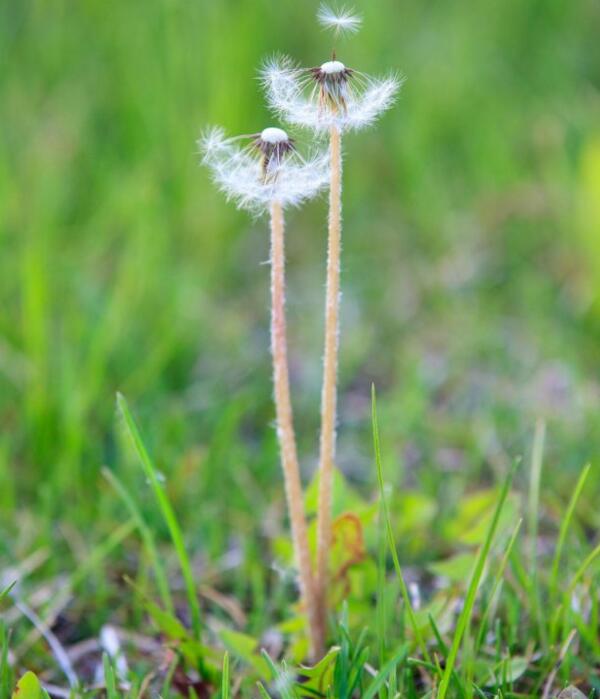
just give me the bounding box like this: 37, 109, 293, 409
262, 54, 403, 133
199, 126, 329, 213
317, 3, 362, 35
253, 128, 295, 180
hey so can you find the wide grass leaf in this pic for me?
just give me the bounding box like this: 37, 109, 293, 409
11, 672, 44, 699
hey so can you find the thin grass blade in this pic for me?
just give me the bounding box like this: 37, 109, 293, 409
117, 393, 202, 641
371, 385, 430, 663
474, 518, 523, 652
549, 463, 591, 602
436, 461, 517, 699
527, 420, 547, 648
102, 467, 174, 615
362, 644, 408, 699
221, 651, 230, 699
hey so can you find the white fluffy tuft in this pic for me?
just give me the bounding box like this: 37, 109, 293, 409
199, 126, 329, 214
262, 56, 404, 133
317, 4, 362, 35
344, 74, 404, 129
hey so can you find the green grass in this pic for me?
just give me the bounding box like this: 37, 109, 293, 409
372, 386, 429, 663
116, 392, 202, 643
436, 462, 515, 699
1, 0, 600, 695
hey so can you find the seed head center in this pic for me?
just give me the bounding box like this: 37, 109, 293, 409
320, 60, 346, 75
260, 127, 289, 144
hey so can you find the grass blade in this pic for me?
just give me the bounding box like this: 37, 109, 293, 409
362, 644, 408, 699
260, 650, 296, 699
528, 419, 545, 572
221, 651, 230, 699
549, 463, 591, 602
528, 420, 546, 648
436, 461, 517, 699
1, 622, 14, 699
0, 583, 15, 604
117, 393, 202, 641
102, 467, 174, 615
377, 496, 387, 668
474, 517, 522, 652
256, 683, 272, 699
371, 385, 430, 663
566, 541, 600, 595
428, 613, 449, 659
103, 653, 118, 699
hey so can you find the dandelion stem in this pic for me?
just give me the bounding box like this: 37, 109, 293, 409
269, 199, 320, 659
315, 125, 343, 652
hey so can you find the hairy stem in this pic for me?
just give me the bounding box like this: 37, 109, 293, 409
269, 199, 320, 659
314, 125, 343, 651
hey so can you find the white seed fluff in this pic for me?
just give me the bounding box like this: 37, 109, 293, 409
317, 3, 362, 35
199, 127, 329, 213
261, 56, 403, 133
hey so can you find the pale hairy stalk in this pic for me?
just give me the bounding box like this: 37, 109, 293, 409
314, 125, 342, 651
269, 200, 320, 659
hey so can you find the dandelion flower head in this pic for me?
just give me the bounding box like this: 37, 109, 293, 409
262, 55, 401, 133
261, 3, 401, 133
199, 126, 329, 212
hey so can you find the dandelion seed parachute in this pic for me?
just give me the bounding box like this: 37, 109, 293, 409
199, 126, 329, 212
317, 3, 362, 35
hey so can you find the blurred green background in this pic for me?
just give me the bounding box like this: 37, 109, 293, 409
2, 0, 600, 568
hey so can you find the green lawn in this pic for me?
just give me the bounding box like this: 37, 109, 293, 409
1, 0, 600, 695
